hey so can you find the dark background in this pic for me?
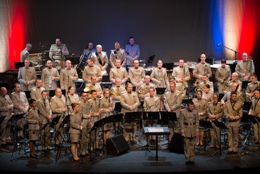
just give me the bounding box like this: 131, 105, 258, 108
22, 0, 259, 75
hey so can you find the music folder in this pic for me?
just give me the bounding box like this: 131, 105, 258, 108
156, 88, 166, 95
143, 112, 160, 120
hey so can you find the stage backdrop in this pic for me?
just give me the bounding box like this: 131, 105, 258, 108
1, 0, 260, 74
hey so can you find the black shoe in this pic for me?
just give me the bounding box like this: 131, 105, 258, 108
185, 161, 190, 165
73, 158, 80, 162
30, 154, 38, 158
232, 151, 237, 155
34, 153, 41, 157
189, 161, 195, 165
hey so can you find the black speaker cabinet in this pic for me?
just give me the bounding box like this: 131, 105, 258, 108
168, 133, 184, 154
106, 134, 130, 155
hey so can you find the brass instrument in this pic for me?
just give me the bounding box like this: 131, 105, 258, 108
84, 83, 92, 93
110, 87, 121, 97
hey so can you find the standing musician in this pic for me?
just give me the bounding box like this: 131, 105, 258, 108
49, 37, 69, 70
223, 92, 244, 155
17, 59, 37, 91
82, 58, 102, 84
88, 90, 101, 151
60, 60, 78, 92
248, 89, 260, 144
109, 59, 129, 87
0, 87, 14, 145
78, 91, 92, 158
143, 87, 160, 143
120, 83, 140, 142
215, 59, 232, 94
206, 94, 223, 149
69, 103, 84, 162
221, 83, 244, 105
110, 42, 126, 68
20, 43, 32, 62
90, 44, 109, 76
192, 90, 207, 146
50, 88, 67, 146
150, 59, 169, 88
172, 59, 190, 98
83, 42, 96, 59
27, 99, 41, 158
245, 74, 260, 102
163, 82, 183, 141
36, 90, 52, 151
98, 89, 114, 146
193, 53, 212, 84
128, 59, 145, 91
235, 52, 255, 82
179, 101, 199, 165
11, 83, 29, 138
125, 37, 140, 69
66, 86, 80, 115
41, 60, 60, 90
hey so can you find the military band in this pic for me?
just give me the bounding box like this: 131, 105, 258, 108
1, 45, 259, 163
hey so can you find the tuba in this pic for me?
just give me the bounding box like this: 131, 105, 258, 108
110, 87, 121, 97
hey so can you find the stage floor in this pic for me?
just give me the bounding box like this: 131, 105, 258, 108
0, 128, 260, 173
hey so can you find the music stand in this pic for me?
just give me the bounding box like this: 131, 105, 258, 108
14, 62, 24, 69
199, 120, 213, 151
242, 81, 250, 90
155, 88, 166, 95
49, 115, 61, 148
40, 122, 51, 156
241, 115, 257, 150
210, 121, 228, 156
124, 112, 142, 143
11, 114, 25, 157
105, 114, 123, 135
160, 111, 177, 125
114, 102, 122, 114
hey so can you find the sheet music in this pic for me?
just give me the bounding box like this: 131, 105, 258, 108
147, 127, 164, 132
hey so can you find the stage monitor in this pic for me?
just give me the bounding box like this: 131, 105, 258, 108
162, 63, 174, 70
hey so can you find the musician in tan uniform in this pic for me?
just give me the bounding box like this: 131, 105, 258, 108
235, 52, 255, 82
85, 76, 103, 98
110, 59, 128, 86
221, 83, 244, 105
49, 37, 69, 69
78, 91, 92, 157
36, 90, 52, 151
206, 94, 223, 149
172, 59, 190, 97
41, 60, 60, 90
194, 75, 214, 93
163, 82, 183, 141
179, 101, 199, 165
228, 72, 242, 92
193, 53, 212, 84
50, 88, 67, 145
0, 87, 14, 145
30, 79, 45, 100
129, 60, 145, 90
224, 92, 244, 154
18, 59, 37, 91
120, 83, 140, 142
82, 58, 102, 84
110, 42, 126, 68
137, 75, 155, 102
248, 89, 260, 144
66, 86, 80, 115
143, 87, 160, 142
90, 44, 108, 76
88, 90, 101, 150
202, 84, 213, 102
20, 43, 32, 62
11, 83, 29, 138
69, 103, 83, 162
245, 74, 260, 102
192, 90, 207, 146
150, 59, 169, 88
60, 60, 78, 91
99, 89, 114, 146
27, 99, 41, 158
215, 59, 232, 94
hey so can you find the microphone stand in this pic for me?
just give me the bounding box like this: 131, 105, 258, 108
218, 43, 240, 63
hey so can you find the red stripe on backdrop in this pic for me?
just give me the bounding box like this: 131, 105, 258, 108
8, 0, 28, 69
237, 0, 260, 60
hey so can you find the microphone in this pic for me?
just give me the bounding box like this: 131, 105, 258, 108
217, 43, 222, 47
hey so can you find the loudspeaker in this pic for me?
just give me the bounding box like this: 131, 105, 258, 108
168, 133, 184, 154
106, 134, 130, 155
